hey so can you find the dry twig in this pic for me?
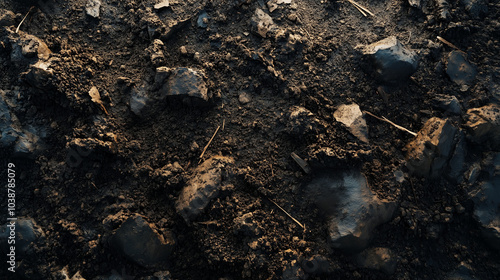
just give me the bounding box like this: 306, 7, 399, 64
269, 199, 305, 230
436, 36, 462, 52
364, 111, 417, 136
16, 6, 34, 34
199, 125, 221, 163
346, 0, 375, 17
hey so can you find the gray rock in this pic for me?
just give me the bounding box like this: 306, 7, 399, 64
362, 36, 418, 84
445, 131, 467, 183
469, 153, 500, 251
109, 215, 175, 267
0, 218, 45, 257
432, 95, 461, 115
176, 156, 234, 222
307, 170, 396, 252
356, 247, 397, 274
446, 51, 477, 90
460, 0, 488, 19
465, 104, 500, 150
0, 9, 16, 26
197, 10, 209, 28
130, 86, 150, 117
406, 117, 457, 178
161, 67, 209, 105
86, 0, 101, 18
301, 255, 330, 275
334, 104, 369, 143
251, 8, 277, 38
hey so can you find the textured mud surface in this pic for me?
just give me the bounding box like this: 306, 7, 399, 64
1, 0, 499, 279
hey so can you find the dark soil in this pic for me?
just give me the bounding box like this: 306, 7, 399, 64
1, 0, 499, 279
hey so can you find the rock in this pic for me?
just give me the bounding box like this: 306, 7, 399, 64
161, 67, 209, 105
287, 106, 320, 136
445, 131, 467, 183
250, 8, 277, 38
130, 86, 151, 117
468, 153, 500, 251
109, 215, 175, 267
446, 51, 477, 90
464, 104, 500, 150
238, 92, 252, 104
0, 9, 16, 26
9, 32, 52, 62
333, 103, 369, 143
362, 36, 418, 84
356, 247, 397, 274
176, 156, 234, 222
23, 60, 55, 90
432, 94, 461, 115
197, 10, 209, 28
460, 0, 488, 19
0, 218, 45, 257
86, 0, 101, 18
154, 0, 170, 10
300, 255, 330, 275
307, 170, 396, 252
405, 117, 457, 178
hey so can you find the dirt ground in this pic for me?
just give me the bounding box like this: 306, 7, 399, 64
1, 0, 499, 279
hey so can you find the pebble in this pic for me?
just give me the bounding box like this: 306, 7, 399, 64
250, 8, 277, 38
362, 36, 418, 84
161, 67, 210, 105
464, 104, 500, 150
334, 103, 369, 143
86, 0, 101, 18
238, 92, 252, 104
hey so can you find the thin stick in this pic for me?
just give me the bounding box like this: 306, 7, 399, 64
364, 111, 417, 136
199, 125, 221, 163
436, 36, 461, 51
351, 3, 367, 17
290, 152, 311, 174
16, 6, 34, 34
346, 0, 375, 17
269, 199, 305, 230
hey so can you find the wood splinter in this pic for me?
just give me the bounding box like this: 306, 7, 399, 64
199, 125, 221, 164
269, 198, 306, 230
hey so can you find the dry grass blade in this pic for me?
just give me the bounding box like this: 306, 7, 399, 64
346, 0, 375, 17
199, 125, 221, 163
269, 199, 305, 230
364, 111, 417, 136
436, 36, 462, 52
16, 6, 34, 33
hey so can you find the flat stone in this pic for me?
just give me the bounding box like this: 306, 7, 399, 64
307, 170, 396, 252
356, 247, 397, 274
0, 218, 44, 257
334, 103, 369, 143
176, 156, 234, 222
250, 8, 277, 38
161, 67, 209, 105
109, 215, 175, 267
363, 36, 418, 83
130, 86, 150, 117
464, 104, 500, 150
446, 51, 477, 90
432, 94, 461, 115
405, 117, 457, 178
86, 0, 101, 18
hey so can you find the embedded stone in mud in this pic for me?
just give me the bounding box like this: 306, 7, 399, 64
362, 36, 418, 84
176, 156, 234, 222
109, 215, 175, 267
161, 67, 209, 105
307, 170, 396, 252
446, 51, 477, 90
465, 104, 500, 150
333, 103, 369, 143
405, 117, 457, 178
